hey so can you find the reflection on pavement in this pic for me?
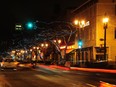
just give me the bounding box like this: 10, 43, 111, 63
0, 75, 12, 87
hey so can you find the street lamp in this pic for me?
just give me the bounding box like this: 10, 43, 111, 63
41, 43, 48, 61
31, 46, 40, 67
33, 46, 40, 60
74, 19, 85, 66
103, 17, 109, 61
41, 43, 48, 48
74, 20, 79, 40
74, 19, 85, 48
53, 39, 61, 44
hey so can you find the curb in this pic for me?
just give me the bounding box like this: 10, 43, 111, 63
38, 64, 116, 74
70, 67, 116, 74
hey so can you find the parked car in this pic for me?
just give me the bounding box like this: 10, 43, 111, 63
0, 58, 19, 70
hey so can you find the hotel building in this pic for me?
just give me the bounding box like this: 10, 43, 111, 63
69, 0, 116, 68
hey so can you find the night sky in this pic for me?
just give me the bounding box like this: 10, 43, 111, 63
1, 0, 86, 40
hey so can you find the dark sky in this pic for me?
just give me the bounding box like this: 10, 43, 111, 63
1, 0, 86, 39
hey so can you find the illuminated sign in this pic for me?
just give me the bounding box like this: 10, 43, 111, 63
60, 45, 74, 49
15, 24, 23, 30
84, 21, 90, 27
79, 21, 90, 28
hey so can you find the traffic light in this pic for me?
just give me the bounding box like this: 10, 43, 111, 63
78, 39, 83, 48
26, 22, 34, 30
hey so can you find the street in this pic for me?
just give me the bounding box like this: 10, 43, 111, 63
0, 65, 116, 87
0, 0, 116, 87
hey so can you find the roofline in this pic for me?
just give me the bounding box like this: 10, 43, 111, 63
71, 0, 92, 13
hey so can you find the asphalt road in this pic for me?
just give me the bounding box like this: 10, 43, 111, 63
0, 67, 115, 87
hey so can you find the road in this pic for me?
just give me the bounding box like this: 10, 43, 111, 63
0, 66, 116, 87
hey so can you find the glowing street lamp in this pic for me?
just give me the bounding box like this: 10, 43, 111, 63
103, 17, 109, 61
45, 43, 48, 47
41, 43, 48, 48
58, 40, 61, 44
74, 20, 79, 25
103, 17, 109, 29
41, 44, 44, 47
53, 39, 61, 44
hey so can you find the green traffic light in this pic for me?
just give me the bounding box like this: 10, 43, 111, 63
26, 22, 34, 29
78, 39, 83, 47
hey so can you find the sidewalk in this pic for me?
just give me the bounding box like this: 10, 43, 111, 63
38, 64, 116, 74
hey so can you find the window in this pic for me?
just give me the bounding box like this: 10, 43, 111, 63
96, 47, 105, 53
114, 28, 116, 39
96, 55, 104, 60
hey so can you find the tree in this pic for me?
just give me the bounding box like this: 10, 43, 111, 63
7, 21, 76, 65
36, 21, 76, 64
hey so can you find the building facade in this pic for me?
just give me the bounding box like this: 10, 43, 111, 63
70, 0, 116, 68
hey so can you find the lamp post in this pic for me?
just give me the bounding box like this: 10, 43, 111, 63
33, 46, 40, 61
103, 17, 109, 61
53, 39, 62, 64
74, 20, 80, 41
74, 19, 85, 66
74, 19, 85, 48
31, 46, 40, 68
41, 43, 48, 62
